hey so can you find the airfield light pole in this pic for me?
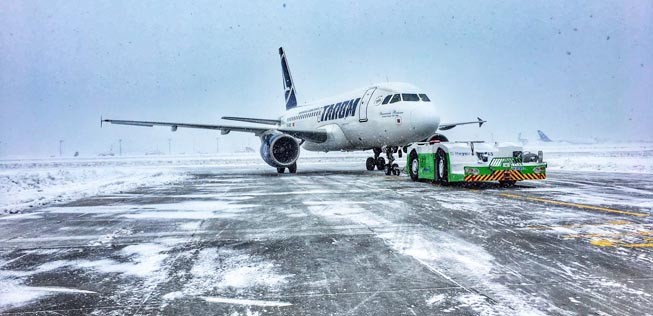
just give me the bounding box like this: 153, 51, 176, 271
59, 140, 64, 157
118, 139, 122, 156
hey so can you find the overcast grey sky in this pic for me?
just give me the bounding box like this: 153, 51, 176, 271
1, 1, 651, 157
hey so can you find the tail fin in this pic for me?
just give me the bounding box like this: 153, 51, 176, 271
279, 47, 297, 110
537, 130, 552, 142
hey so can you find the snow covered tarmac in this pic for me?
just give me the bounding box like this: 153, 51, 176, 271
1, 151, 652, 315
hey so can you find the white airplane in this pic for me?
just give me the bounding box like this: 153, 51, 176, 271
102, 47, 485, 174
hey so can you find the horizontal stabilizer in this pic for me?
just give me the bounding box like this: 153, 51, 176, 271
439, 117, 486, 131
221, 116, 281, 125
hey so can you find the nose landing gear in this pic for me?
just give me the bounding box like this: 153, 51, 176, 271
383, 146, 401, 176
277, 162, 297, 174
366, 147, 401, 176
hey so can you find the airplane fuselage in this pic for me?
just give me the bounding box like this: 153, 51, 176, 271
280, 82, 440, 152
101, 48, 472, 174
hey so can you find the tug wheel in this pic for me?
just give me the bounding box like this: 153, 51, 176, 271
384, 164, 392, 175
435, 149, 449, 185
408, 151, 419, 181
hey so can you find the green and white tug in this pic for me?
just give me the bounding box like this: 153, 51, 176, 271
405, 141, 547, 186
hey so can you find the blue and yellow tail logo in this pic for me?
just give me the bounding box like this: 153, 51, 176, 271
279, 47, 297, 110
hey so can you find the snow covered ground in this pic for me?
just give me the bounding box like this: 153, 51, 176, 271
0, 146, 652, 315
1, 142, 652, 214
0, 152, 361, 214
526, 142, 653, 174
0, 160, 185, 214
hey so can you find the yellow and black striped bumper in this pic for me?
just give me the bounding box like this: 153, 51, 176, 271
465, 170, 546, 182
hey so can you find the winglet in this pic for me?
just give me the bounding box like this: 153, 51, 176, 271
478, 117, 486, 128
101, 116, 103, 128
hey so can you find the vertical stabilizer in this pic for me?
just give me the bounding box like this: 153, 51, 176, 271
537, 130, 552, 142
279, 47, 298, 110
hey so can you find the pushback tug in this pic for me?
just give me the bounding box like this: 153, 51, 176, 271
404, 140, 547, 186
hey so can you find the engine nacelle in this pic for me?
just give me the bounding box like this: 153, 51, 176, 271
424, 133, 449, 143
260, 132, 300, 168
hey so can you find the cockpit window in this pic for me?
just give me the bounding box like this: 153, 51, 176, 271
382, 95, 392, 104
419, 94, 431, 102
389, 94, 401, 103
402, 94, 419, 101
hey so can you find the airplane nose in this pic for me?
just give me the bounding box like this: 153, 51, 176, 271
411, 105, 440, 136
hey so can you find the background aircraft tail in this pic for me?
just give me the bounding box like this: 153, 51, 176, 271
537, 130, 553, 142
279, 47, 298, 110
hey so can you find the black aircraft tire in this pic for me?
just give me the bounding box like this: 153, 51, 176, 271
435, 149, 449, 185
366, 157, 375, 171
288, 163, 297, 174
408, 151, 419, 181
384, 164, 392, 175
277, 167, 285, 174
376, 157, 386, 171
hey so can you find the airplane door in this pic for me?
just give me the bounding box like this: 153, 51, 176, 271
358, 87, 377, 122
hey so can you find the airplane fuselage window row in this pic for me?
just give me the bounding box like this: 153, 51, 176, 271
288, 98, 361, 123
287, 93, 430, 122
288, 110, 321, 122
381, 93, 431, 105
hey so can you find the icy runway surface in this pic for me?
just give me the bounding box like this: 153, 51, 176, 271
1, 152, 653, 315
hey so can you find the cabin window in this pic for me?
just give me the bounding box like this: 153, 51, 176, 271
382, 95, 392, 104
389, 94, 401, 104
419, 94, 431, 102
402, 94, 419, 101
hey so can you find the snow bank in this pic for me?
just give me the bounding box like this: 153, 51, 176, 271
525, 142, 653, 174
0, 152, 370, 214
0, 164, 184, 214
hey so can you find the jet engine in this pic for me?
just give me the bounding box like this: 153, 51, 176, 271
424, 133, 449, 142
260, 132, 300, 168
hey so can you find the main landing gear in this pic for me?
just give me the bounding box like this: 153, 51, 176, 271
365, 148, 385, 171
277, 162, 297, 174
365, 147, 401, 176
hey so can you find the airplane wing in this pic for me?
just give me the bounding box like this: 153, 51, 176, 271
438, 117, 486, 131
221, 116, 281, 125
101, 119, 327, 143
